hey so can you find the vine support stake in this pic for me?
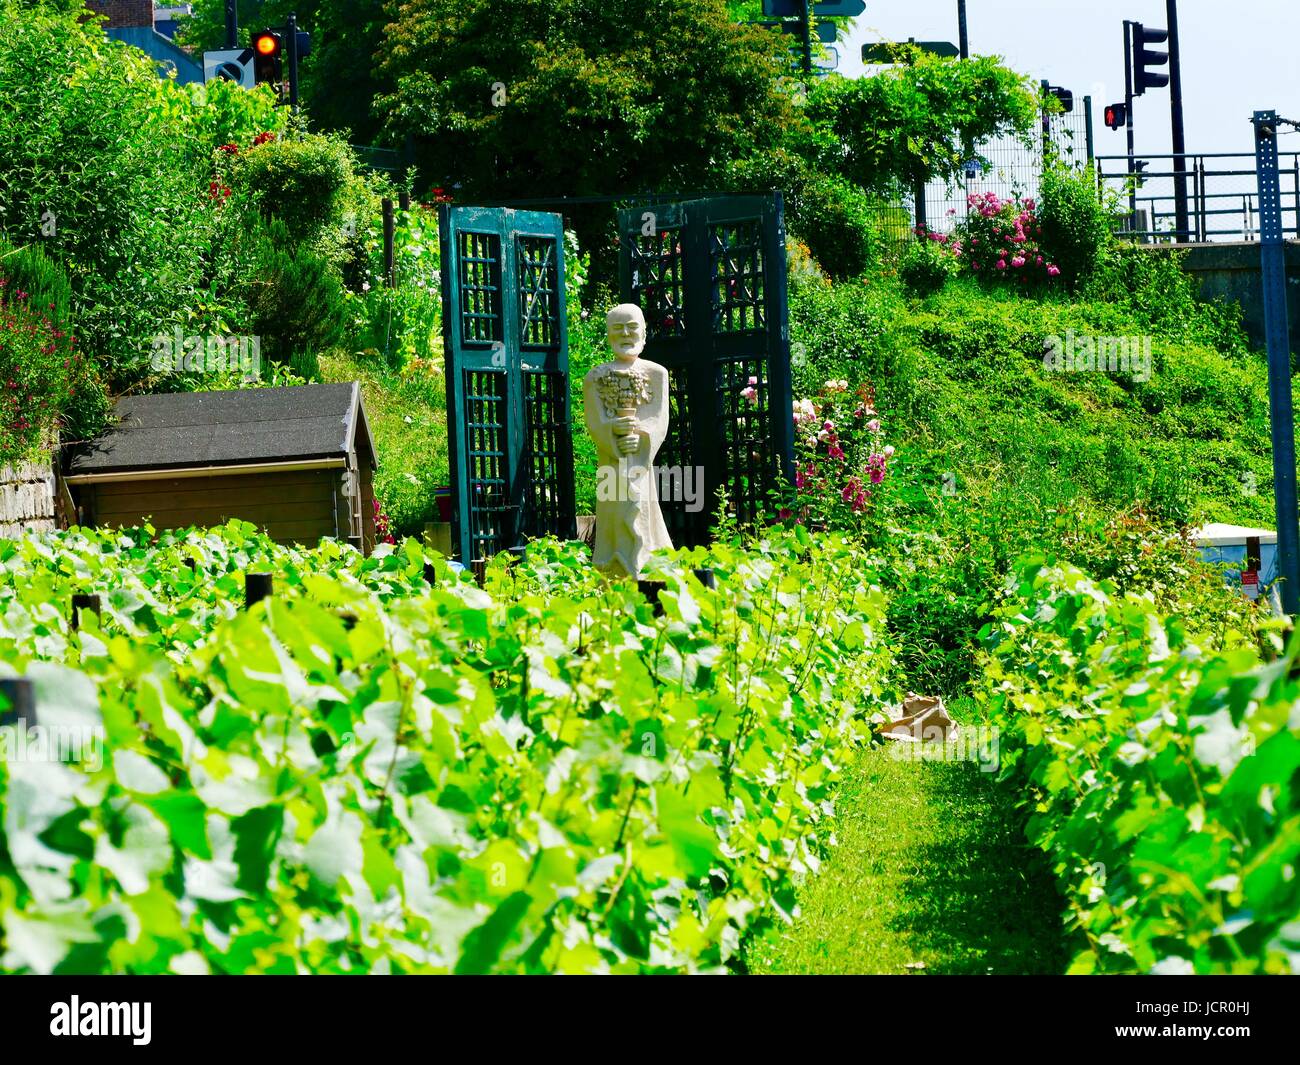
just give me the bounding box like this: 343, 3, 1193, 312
0, 677, 36, 728
245, 572, 274, 610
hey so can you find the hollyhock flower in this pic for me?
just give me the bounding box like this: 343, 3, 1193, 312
866, 419, 880, 432
1011, 256, 1026, 268
1047, 264, 1061, 277
740, 386, 758, 404
996, 260, 1007, 271
778, 508, 793, 520
883, 445, 895, 457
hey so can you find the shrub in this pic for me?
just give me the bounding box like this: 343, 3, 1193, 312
1037, 164, 1115, 289
950, 191, 1061, 286
979, 558, 1288, 973
899, 236, 954, 296
0, 277, 82, 460
230, 130, 361, 245
243, 218, 353, 371
787, 171, 878, 281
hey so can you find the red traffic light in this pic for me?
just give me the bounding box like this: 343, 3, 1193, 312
1104, 102, 1127, 130
253, 31, 281, 58
251, 29, 283, 87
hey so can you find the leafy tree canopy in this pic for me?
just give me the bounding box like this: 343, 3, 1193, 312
377, 0, 802, 200
802, 49, 1040, 195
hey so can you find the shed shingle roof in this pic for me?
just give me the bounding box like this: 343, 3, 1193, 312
65, 383, 375, 476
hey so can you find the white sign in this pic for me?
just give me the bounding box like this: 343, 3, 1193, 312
203, 48, 255, 88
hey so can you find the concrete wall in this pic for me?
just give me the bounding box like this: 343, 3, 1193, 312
1168, 241, 1300, 352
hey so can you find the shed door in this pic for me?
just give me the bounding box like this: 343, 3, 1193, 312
439, 206, 577, 562
617, 193, 793, 547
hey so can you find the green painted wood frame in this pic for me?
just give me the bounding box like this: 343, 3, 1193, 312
439, 205, 577, 562
617, 193, 794, 547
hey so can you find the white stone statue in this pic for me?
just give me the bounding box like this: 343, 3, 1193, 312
583, 304, 672, 578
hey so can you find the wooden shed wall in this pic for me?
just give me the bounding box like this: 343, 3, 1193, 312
80, 469, 346, 545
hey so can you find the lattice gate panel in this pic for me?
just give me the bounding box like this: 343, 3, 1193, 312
715, 356, 776, 528
464, 368, 509, 560
522, 371, 570, 538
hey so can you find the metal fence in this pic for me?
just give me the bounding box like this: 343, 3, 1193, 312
1095, 152, 1300, 243
878, 99, 1095, 253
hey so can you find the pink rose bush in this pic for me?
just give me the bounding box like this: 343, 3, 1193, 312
783, 379, 893, 531
923, 192, 1063, 287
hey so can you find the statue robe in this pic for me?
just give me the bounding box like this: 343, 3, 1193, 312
583, 359, 672, 578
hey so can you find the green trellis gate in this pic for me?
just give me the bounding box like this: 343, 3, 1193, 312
439, 205, 577, 563
618, 192, 794, 548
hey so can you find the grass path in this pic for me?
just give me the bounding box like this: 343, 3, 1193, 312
749, 745, 1068, 975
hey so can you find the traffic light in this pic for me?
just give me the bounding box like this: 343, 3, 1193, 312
1045, 85, 1074, 113
1104, 102, 1127, 130
251, 29, 282, 87
1133, 160, 1149, 188
1132, 22, 1169, 95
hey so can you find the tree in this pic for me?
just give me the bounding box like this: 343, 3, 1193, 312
378, 0, 800, 203
802, 50, 1039, 198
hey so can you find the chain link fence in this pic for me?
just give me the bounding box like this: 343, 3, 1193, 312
876, 101, 1095, 256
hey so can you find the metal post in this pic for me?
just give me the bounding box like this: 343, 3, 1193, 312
0, 677, 36, 728
245, 572, 274, 610
1167, 0, 1189, 241
1040, 79, 1051, 165
1123, 21, 1137, 232
799, 0, 813, 79
225, 0, 237, 48
286, 12, 300, 111
1254, 111, 1300, 615
382, 197, 396, 286
957, 0, 969, 58
1084, 95, 1095, 164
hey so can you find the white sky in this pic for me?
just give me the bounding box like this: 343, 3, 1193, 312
837, 0, 1298, 159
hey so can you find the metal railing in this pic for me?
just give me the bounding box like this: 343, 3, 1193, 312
1095, 151, 1300, 243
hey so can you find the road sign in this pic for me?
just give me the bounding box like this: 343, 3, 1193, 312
862, 39, 960, 63
813, 45, 839, 71
764, 0, 865, 13
203, 47, 255, 87
782, 20, 835, 43
812, 0, 865, 15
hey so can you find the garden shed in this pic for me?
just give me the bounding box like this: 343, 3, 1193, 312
63, 384, 378, 552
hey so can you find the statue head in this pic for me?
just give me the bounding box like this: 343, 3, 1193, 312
606, 304, 646, 363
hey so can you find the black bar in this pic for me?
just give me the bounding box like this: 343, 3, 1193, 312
382, 197, 396, 287
957, 0, 969, 58
70, 593, 101, 631
1167, 0, 1190, 240
398, 189, 411, 212
225, 0, 238, 48
1084, 95, 1095, 163
1123, 21, 1137, 229
0, 677, 36, 728
245, 573, 273, 610
286, 12, 299, 110
799, 0, 812, 79
1254, 110, 1300, 615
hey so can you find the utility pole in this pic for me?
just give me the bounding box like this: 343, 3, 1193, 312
287, 11, 300, 111
1254, 111, 1299, 615
957, 0, 969, 59
1167, 0, 1190, 241
224, 0, 237, 48
1123, 20, 1137, 231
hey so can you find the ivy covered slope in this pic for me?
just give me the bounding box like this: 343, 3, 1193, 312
0, 524, 895, 974
979, 560, 1300, 975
